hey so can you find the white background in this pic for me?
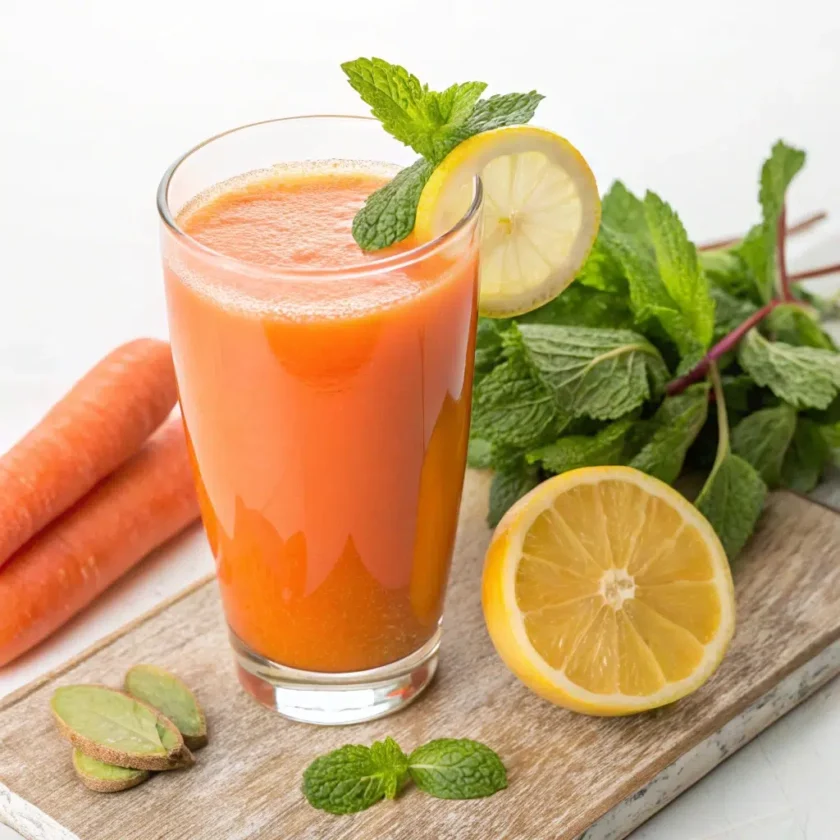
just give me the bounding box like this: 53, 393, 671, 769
1, 1, 839, 837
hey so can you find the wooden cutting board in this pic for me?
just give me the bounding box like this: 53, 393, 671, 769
2, 471, 840, 840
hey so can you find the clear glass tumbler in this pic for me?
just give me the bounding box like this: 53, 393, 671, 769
157, 117, 482, 724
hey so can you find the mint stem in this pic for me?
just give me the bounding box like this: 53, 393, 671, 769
697, 209, 827, 252
666, 299, 779, 395
790, 261, 840, 282
708, 362, 729, 470
778, 204, 793, 302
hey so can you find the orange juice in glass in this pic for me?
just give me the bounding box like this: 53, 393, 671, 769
157, 117, 481, 723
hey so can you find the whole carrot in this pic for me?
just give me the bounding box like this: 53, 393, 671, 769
0, 338, 178, 567
0, 419, 200, 668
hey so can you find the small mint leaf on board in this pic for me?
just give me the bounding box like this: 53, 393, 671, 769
302, 739, 410, 814
738, 329, 840, 411
511, 323, 669, 420
528, 418, 634, 474
643, 191, 715, 350
488, 461, 541, 527
696, 453, 767, 560
341, 58, 486, 163
351, 159, 433, 251
471, 351, 566, 451
731, 404, 798, 487
630, 384, 710, 484
781, 417, 832, 493
408, 739, 507, 800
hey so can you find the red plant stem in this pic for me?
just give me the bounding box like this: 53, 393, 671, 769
778, 204, 793, 301
697, 209, 828, 251
790, 262, 840, 282
666, 300, 780, 395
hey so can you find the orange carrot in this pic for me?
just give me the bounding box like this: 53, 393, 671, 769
0, 419, 199, 667
0, 338, 178, 568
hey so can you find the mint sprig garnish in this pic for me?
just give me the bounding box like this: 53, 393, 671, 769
471, 138, 840, 553
302, 736, 506, 815
341, 57, 542, 250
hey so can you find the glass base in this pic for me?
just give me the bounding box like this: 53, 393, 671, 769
231, 628, 440, 725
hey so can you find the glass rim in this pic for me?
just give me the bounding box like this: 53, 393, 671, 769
156, 114, 483, 280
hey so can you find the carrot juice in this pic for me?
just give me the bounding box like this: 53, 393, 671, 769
160, 145, 480, 713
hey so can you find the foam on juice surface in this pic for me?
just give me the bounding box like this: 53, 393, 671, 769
169, 161, 457, 321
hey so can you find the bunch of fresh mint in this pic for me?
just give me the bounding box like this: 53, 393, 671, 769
302, 736, 506, 815
470, 141, 840, 559
341, 57, 543, 250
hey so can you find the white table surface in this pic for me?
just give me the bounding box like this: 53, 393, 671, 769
1, 2, 839, 838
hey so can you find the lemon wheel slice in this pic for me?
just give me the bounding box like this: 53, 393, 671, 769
415, 126, 601, 317
482, 466, 735, 715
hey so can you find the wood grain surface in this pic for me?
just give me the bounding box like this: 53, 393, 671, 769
2, 471, 840, 840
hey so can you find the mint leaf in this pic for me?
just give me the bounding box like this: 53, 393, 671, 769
579, 182, 649, 294
781, 417, 831, 493
765, 303, 836, 350
511, 323, 668, 420
736, 141, 806, 301
528, 418, 634, 474
630, 384, 709, 484
696, 366, 767, 559
696, 453, 767, 560
351, 158, 433, 251
576, 233, 627, 294
722, 374, 757, 415
341, 58, 486, 163
644, 191, 715, 349
457, 91, 544, 138
475, 318, 506, 380
731, 404, 797, 487
471, 351, 566, 450
302, 739, 409, 814
517, 283, 634, 330
488, 460, 541, 527
467, 437, 493, 469
408, 739, 507, 800
822, 422, 840, 461
738, 329, 840, 410
700, 249, 757, 301
369, 737, 410, 800
600, 225, 705, 366
709, 285, 758, 341
600, 180, 649, 239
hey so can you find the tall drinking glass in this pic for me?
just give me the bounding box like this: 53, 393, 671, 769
157, 117, 482, 724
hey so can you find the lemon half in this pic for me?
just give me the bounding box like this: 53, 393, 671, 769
482, 466, 736, 715
415, 126, 601, 317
